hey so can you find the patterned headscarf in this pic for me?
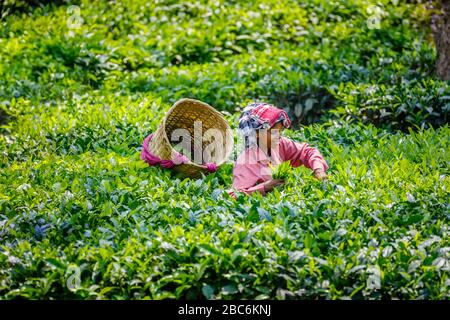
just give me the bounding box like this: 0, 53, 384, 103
238, 102, 291, 148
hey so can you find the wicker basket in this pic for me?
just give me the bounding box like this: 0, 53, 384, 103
146, 98, 234, 178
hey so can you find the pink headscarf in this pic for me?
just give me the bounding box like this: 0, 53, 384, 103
238, 102, 291, 148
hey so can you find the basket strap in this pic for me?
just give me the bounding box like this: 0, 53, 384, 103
141, 133, 219, 172
204, 163, 218, 172
140, 133, 190, 168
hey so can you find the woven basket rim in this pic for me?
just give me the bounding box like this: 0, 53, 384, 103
160, 98, 233, 169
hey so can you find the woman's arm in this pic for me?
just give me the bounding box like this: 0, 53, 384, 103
232, 163, 266, 195
280, 137, 329, 174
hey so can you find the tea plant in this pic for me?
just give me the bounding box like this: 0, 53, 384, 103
270, 161, 291, 180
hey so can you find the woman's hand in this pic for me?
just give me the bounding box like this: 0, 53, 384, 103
262, 179, 285, 192
313, 168, 328, 181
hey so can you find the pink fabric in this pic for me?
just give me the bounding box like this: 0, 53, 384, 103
205, 163, 218, 172
141, 133, 218, 173
227, 189, 238, 200
229, 136, 329, 197
249, 104, 292, 128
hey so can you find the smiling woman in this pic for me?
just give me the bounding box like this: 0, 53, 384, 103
228, 103, 329, 198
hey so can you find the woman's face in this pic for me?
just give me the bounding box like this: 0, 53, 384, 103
257, 122, 284, 148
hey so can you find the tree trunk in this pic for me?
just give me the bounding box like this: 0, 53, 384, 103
431, 0, 450, 80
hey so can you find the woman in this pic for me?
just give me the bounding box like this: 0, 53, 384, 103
228, 102, 329, 198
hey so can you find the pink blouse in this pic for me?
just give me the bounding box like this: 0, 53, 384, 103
230, 137, 329, 196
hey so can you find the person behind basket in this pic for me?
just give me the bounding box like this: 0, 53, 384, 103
228, 102, 329, 198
